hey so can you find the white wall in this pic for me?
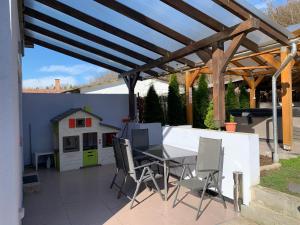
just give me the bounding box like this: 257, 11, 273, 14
162, 126, 260, 205
0, 0, 23, 224
83, 79, 184, 97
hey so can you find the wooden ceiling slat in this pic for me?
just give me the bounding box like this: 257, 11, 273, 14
26, 36, 125, 73
25, 22, 158, 77
212, 0, 290, 45
161, 0, 259, 52
121, 18, 259, 76
24, 7, 174, 73
33, 0, 195, 68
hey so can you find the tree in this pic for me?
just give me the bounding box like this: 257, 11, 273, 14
143, 85, 164, 124
265, 0, 300, 26
239, 84, 250, 109
204, 101, 218, 130
193, 74, 209, 128
168, 74, 184, 125
225, 79, 239, 119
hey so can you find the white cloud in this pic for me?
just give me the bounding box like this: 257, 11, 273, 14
23, 76, 77, 88
39, 64, 107, 76
255, 2, 268, 10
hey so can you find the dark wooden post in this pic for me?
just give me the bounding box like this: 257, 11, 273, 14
212, 42, 225, 128
124, 73, 139, 121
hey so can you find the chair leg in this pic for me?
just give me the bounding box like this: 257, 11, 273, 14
110, 170, 119, 189
172, 184, 181, 208
147, 167, 163, 200
212, 175, 227, 209
130, 181, 142, 209
130, 168, 147, 209
117, 175, 128, 199
195, 175, 211, 220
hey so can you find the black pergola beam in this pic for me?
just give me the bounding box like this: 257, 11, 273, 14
213, 0, 290, 45
161, 0, 259, 52
33, 0, 195, 68
24, 7, 175, 73
26, 36, 125, 73
25, 22, 158, 77
121, 18, 260, 76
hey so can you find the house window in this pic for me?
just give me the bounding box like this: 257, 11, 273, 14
76, 118, 85, 128
63, 136, 80, 153
102, 133, 117, 148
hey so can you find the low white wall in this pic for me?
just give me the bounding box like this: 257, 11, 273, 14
162, 126, 260, 205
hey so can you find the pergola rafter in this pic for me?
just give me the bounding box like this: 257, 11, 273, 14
33, 0, 196, 68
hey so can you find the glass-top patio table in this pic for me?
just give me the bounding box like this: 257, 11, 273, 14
134, 144, 197, 200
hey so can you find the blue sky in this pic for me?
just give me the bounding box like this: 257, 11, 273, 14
22, 0, 286, 88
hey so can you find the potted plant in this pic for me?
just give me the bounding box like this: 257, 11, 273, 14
225, 115, 237, 132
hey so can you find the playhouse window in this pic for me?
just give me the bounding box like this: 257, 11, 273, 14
102, 133, 117, 148
63, 136, 80, 153
76, 118, 85, 128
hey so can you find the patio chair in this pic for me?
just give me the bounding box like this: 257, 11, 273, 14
119, 138, 164, 209
110, 137, 129, 198
173, 137, 227, 220
131, 128, 152, 164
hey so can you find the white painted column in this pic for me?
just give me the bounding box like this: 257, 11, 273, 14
0, 1, 23, 225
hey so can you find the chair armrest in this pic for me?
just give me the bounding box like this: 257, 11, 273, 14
134, 161, 162, 170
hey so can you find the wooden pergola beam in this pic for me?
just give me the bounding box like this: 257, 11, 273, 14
213, 0, 290, 45
24, 7, 175, 72
121, 18, 259, 76
34, 0, 195, 68
26, 36, 125, 73
25, 22, 159, 77
161, 0, 259, 52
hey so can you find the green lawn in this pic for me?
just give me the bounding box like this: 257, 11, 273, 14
260, 156, 300, 197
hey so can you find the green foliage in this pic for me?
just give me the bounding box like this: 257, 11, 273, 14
167, 74, 184, 125
229, 115, 235, 123
260, 157, 300, 197
204, 101, 218, 130
225, 79, 239, 120
143, 85, 164, 124
239, 84, 250, 109
193, 75, 209, 128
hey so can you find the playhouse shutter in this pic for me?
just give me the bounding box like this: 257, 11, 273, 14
69, 118, 75, 128
86, 118, 92, 127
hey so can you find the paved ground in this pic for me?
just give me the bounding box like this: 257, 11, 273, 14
259, 140, 300, 158
23, 165, 237, 225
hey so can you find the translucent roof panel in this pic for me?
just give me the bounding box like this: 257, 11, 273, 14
25, 0, 164, 59
184, 0, 242, 27
117, 0, 216, 41
25, 16, 147, 67
26, 30, 133, 72
59, 0, 186, 51
23, 0, 292, 76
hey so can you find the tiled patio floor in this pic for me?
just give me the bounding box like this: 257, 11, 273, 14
23, 165, 237, 225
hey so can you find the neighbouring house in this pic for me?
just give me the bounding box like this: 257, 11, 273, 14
65, 78, 185, 97
23, 79, 63, 93
51, 108, 119, 171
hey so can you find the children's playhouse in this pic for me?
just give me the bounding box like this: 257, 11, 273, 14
51, 108, 119, 172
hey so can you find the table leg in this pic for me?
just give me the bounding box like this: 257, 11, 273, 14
164, 161, 167, 201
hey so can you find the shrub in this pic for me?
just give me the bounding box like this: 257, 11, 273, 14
143, 85, 164, 124
239, 84, 250, 109
193, 74, 209, 128
204, 101, 218, 130
225, 79, 239, 120
168, 74, 184, 125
